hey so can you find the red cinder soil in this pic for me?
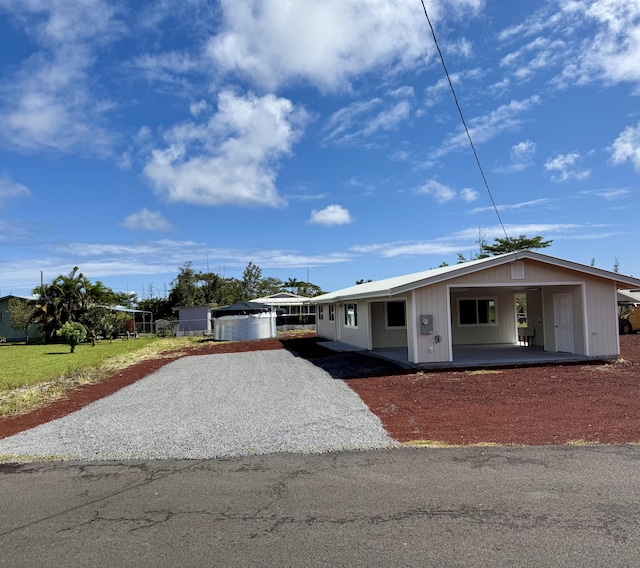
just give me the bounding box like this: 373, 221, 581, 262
346, 334, 640, 446
2, 333, 640, 446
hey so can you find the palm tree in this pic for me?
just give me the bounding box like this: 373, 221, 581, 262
32, 267, 117, 342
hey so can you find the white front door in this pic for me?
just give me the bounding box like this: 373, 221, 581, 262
553, 293, 574, 353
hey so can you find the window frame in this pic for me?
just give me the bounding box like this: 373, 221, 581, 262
458, 297, 498, 327
318, 305, 324, 320
344, 302, 358, 328
328, 304, 335, 321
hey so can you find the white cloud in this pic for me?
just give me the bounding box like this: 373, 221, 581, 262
417, 180, 478, 204
350, 223, 582, 259
205, 0, 482, 92
544, 152, 591, 182
0, 174, 31, 205
495, 140, 536, 173
580, 188, 631, 200
497, 1, 640, 91
309, 205, 352, 226
470, 198, 558, 214
431, 96, 541, 160
610, 121, 640, 170
121, 208, 173, 231
323, 93, 413, 147
460, 188, 480, 202
0, 0, 121, 154
417, 180, 457, 203
144, 90, 307, 207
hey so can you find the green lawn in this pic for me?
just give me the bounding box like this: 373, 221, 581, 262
0, 337, 159, 392
0, 336, 207, 417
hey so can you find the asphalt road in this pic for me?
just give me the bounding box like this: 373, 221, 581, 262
2, 445, 640, 567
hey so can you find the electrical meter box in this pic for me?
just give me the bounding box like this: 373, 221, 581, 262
420, 314, 434, 335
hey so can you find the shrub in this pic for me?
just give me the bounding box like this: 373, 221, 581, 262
57, 322, 88, 353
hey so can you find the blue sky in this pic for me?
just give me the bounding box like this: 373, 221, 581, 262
1, 0, 640, 299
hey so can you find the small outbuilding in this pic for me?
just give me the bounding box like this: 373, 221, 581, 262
212, 301, 277, 341
310, 250, 640, 368
177, 305, 212, 336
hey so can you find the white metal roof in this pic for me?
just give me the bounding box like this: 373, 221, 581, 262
310, 250, 640, 303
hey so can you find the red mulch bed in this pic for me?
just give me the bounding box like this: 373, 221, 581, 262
2, 334, 640, 446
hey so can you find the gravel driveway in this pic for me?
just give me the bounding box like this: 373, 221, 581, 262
0, 350, 398, 461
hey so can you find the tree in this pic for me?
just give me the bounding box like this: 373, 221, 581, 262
57, 322, 88, 353
482, 235, 552, 255
168, 262, 205, 308
283, 278, 302, 293
8, 297, 35, 342
355, 279, 372, 285
242, 262, 263, 300
32, 267, 118, 343
258, 277, 284, 297
80, 307, 124, 345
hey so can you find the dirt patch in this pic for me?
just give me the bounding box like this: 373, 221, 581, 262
2, 334, 640, 446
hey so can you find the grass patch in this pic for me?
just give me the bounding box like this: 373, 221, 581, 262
566, 439, 601, 446
466, 369, 503, 376
0, 336, 203, 417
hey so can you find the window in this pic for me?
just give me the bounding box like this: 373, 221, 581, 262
0, 312, 3, 325
459, 298, 497, 326
328, 305, 335, 321
344, 303, 358, 327
386, 301, 406, 328
318, 305, 324, 320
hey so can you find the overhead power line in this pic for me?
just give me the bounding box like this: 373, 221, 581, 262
420, 0, 509, 240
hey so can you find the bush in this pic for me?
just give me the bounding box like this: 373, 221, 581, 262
57, 322, 88, 353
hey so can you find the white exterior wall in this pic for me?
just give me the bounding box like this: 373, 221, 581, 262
412, 282, 451, 364
337, 300, 370, 349
316, 303, 338, 340
585, 278, 620, 356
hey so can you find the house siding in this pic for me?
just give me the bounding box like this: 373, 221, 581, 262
412, 282, 451, 364
337, 300, 370, 349
370, 300, 409, 349
450, 289, 517, 345
316, 303, 337, 340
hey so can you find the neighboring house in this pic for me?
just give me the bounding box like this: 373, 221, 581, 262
251, 292, 316, 330
0, 295, 43, 342
310, 250, 640, 367
177, 305, 213, 336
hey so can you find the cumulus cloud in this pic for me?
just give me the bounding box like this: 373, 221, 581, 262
205, 0, 483, 92
144, 90, 307, 207
0, 174, 31, 205
121, 208, 173, 231
309, 205, 352, 226
610, 121, 640, 170
544, 152, 591, 182
416, 180, 478, 204
460, 188, 480, 202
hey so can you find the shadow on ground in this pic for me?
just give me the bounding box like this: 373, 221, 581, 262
279, 336, 407, 380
